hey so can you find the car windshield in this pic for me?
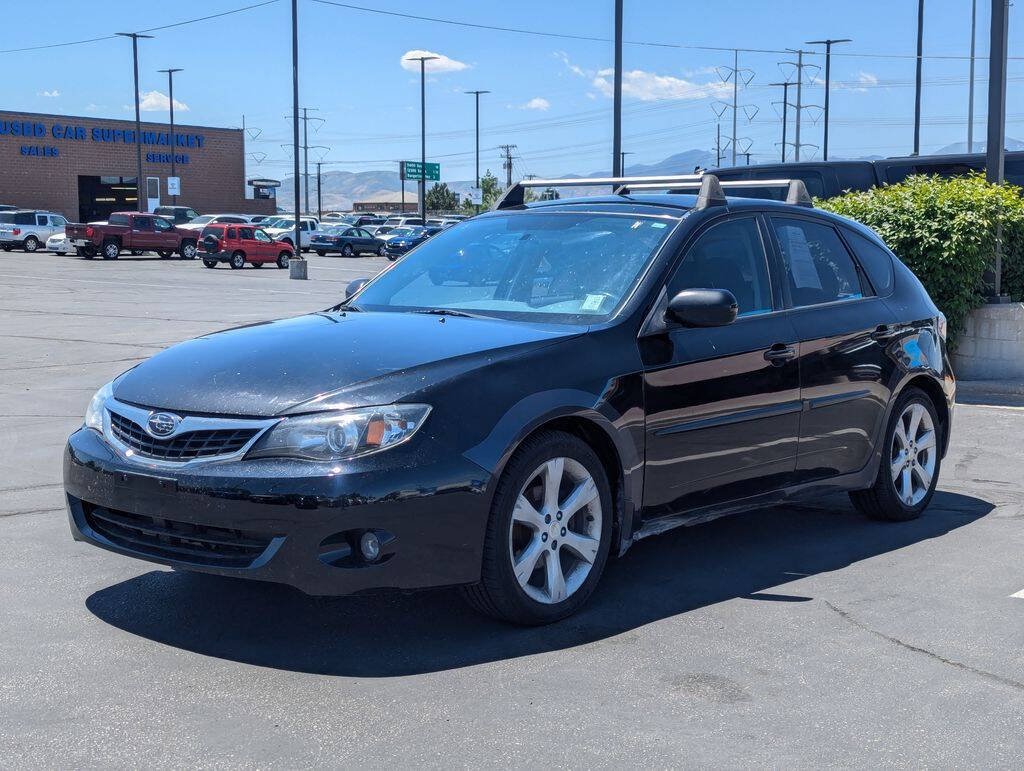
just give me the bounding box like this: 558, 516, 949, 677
189, 215, 216, 224
350, 211, 676, 323
390, 227, 417, 237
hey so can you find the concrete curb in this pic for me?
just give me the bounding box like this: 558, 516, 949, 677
956, 379, 1024, 397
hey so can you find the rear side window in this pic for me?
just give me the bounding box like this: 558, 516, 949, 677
13, 212, 35, 225
238, 227, 254, 239
771, 218, 864, 308
670, 217, 773, 317
108, 214, 131, 226
227, 228, 237, 239
842, 229, 895, 296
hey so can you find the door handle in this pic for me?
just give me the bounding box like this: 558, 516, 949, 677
871, 324, 903, 342
764, 344, 797, 365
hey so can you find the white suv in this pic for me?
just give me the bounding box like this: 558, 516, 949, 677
263, 217, 320, 251
0, 210, 68, 252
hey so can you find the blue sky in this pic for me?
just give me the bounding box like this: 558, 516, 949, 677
3, 0, 1021, 182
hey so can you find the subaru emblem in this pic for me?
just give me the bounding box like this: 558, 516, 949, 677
147, 412, 178, 437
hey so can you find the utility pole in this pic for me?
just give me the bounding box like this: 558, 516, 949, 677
405, 54, 438, 223
465, 90, 490, 212
612, 0, 623, 177
620, 151, 633, 173
968, 0, 977, 152
315, 161, 323, 220
116, 32, 153, 212
499, 144, 518, 188
158, 67, 182, 203
399, 161, 406, 213
715, 124, 722, 167
769, 81, 794, 162
780, 50, 820, 162
742, 151, 752, 165
987, 0, 1010, 298
914, 0, 925, 155
805, 38, 850, 161
289, 0, 301, 255
303, 107, 310, 214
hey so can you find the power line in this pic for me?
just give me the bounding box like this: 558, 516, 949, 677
0, 0, 280, 54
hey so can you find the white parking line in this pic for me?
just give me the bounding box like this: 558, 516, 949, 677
1010, 589, 1024, 599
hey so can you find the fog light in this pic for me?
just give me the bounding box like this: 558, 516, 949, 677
359, 531, 381, 562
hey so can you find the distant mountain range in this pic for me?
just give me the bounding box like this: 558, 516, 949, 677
273, 140, 1021, 211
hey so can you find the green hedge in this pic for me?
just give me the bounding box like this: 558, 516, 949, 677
817, 173, 1024, 345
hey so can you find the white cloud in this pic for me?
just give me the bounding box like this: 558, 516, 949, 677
400, 50, 468, 74
520, 97, 550, 111
38, 89, 60, 98
683, 65, 718, 78
138, 90, 189, 112
554, 50, 586, 77
593, 68, 730, 101
585, 92, 597, 100
857, 71, 879, 87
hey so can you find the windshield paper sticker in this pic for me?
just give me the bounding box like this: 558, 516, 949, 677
779, 224, 822, 290
581, 294, 606, 312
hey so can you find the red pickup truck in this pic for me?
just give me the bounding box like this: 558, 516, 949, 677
65, 211, 199, 260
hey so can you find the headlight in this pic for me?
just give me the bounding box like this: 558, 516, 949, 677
84, 381, 113, 432
246, 404, 431, 461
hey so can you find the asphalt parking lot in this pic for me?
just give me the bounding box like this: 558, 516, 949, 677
2, 250, 1024, 767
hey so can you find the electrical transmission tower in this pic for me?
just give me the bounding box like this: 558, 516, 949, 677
499, 144, 519, 188
769, 81, 796, 162
284, 107, 324, 214
778, 50, 821, 162
712, 50, 758, 165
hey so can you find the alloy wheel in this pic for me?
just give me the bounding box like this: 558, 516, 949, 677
508, 457, 602, 604
891, 402, 937, 506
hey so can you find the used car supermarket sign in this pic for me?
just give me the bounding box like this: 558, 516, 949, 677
1, 116, 205, 160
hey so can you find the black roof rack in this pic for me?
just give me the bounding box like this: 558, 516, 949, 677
493, 175, 704, 210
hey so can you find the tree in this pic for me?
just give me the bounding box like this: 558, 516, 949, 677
425, 182, 458, 213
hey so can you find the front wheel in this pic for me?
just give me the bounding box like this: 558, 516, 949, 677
276, 251, 290, 269
462, 430, 613, 625
229, 251, 246, 269
850, 388, 941, 521
24, 236, 40, 252
341, 244, 353, 257
101, 241, 120, 260
315, 250, 326, 257
179, 241, 197, 260
376, 243, 386, 257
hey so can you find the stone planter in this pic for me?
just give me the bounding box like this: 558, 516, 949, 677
951, 303, 1024, 379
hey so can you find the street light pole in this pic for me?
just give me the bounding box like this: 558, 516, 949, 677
805, 38, 851, 161
158, 67, 182, 203
290, 0, 301, 254
116, 32, 153, 212
612, 0, 623, 177
465, 90, 489, 213
914, 0, 925, 155
405, 55, 438, 222
987, 0, 1010, 298
968, 0, 977, 153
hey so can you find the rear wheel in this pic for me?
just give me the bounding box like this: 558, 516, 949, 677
101, 240, 120, 260
462, 430, 612, 625
23, 236, 40, 252
202, 258, 218, 269
341, 243, 353, 257
76, 246, 95, 259
1, 245, 11, 252
376, 243, 386, 257
276, 251, 290, 269
315, 250, 326, 256
850, 388, 941, 522
229, 251, 246, 269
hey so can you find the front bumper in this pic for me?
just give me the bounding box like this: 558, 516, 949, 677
64, 426, 492, 595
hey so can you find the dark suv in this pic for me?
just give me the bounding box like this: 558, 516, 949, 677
63, 175, 953, 625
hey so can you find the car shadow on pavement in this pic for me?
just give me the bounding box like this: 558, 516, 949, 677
85, 490, 991, 677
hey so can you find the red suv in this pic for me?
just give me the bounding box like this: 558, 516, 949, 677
200, 224, 294, 269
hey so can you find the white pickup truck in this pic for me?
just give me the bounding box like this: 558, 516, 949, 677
0, 210, 68, 252
263, 217, 320, 252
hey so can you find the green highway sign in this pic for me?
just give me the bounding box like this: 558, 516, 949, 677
401, 160, 440, 181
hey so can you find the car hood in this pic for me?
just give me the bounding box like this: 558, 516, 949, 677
112, 311, 584, 417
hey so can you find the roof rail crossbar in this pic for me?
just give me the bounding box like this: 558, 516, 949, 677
616, 176, 814, 208
616, 174, 728, 209
493, 174, 703, 210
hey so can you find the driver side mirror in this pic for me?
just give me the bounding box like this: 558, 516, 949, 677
666, 288, 738, 327
344, 277, 369, 300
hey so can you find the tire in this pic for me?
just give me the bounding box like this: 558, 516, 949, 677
315, 250, 326, 257
23, 236, 40, 253
251, 261, 263, 268
276, 251, 290, 269
850, 387, 942, 522
157, 250, 173, 259
1, 245, 11, 252
130, 250, 143, 256
461, 430, 613, 625
229, 251, 246, 269
387, 253, 397, 262
76, 246, 94, 259
179, 241, 197, 260
341, 243, 353, 257
202, 259, 218, 269
101, 240, 120, 260
376, 243, 386, 257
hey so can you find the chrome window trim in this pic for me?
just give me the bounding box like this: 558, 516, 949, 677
101, 398, 279, 470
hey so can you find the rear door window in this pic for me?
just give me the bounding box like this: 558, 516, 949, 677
771, 217, 866, 307
226, 228, 237, 239
841, 228, 895, 296
238, 227, 255, 240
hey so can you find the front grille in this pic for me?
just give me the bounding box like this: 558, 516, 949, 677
84, 505, 274, 568
110, 410, 259, 461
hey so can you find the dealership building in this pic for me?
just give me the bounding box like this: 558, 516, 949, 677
0, 110, 276, 222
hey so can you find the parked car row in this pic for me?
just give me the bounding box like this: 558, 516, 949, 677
0, 209, 69, 252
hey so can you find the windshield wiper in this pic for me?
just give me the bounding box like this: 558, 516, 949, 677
325, 302, 363, 312
412, 308, 479, 318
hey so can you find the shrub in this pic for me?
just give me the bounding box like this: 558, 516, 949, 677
818, 173, 1024, 346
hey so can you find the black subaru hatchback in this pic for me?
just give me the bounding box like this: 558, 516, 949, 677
64, 175, 954, 625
